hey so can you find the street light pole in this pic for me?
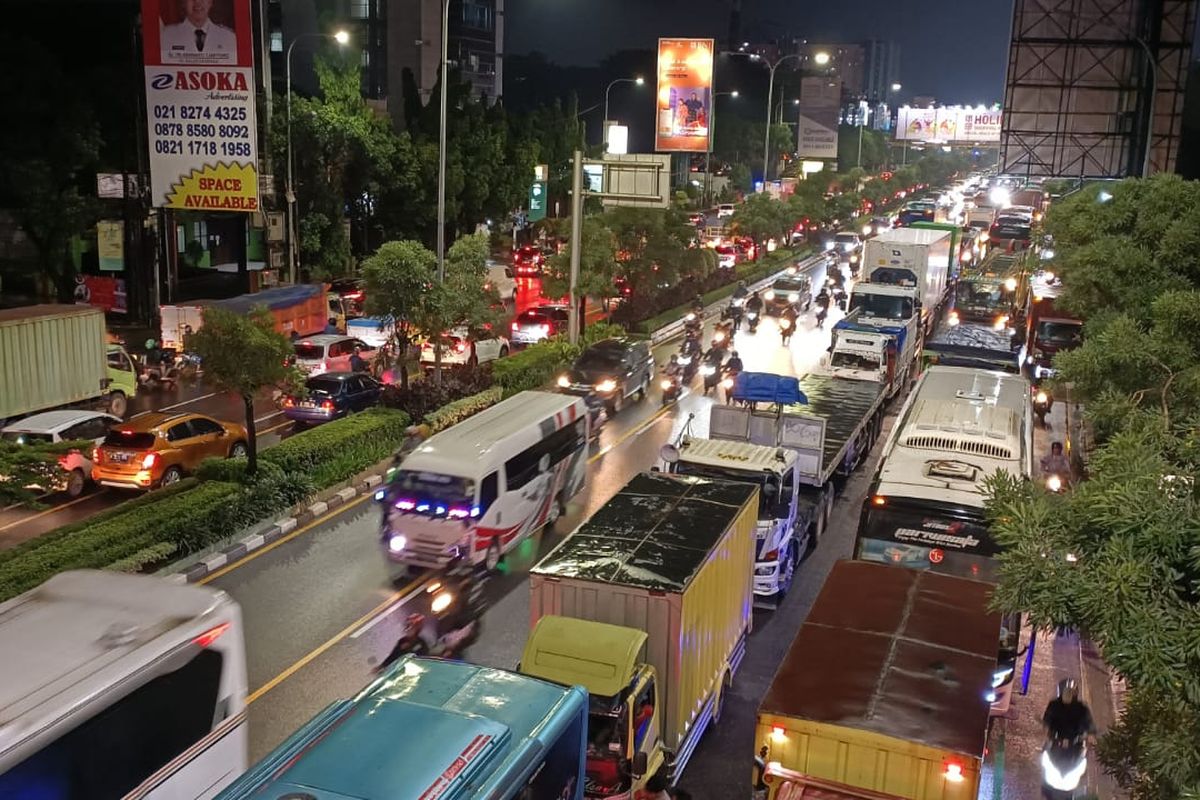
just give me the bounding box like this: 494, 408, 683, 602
436, 0, 450, 282
602, 76, 643, 152
706, 90, 738, 207
286, 31, 349, 284
752, 52, 806, 186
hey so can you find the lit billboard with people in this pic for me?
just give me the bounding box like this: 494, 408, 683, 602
896, 106, 1002, 143
654, 38, 714, 152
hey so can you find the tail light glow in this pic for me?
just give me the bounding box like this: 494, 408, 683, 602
943, 762, 965, 783
321, 400, 335, 410
193, 622, 231, 648
141, 453, 158, 470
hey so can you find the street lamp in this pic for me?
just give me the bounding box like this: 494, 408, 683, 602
705, 90, 739, 206
286, 29, 350, 283
814, 51, 831, 66
747, 51, 805, 184
603, 76, 645, 152
891, 82, 902, 93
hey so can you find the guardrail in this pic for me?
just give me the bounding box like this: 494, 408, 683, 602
649, 252, 831, 346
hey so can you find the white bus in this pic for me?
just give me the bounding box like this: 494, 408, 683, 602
0, 570, 247, 800
380, 390, 589, 573
856, 365, 1032, 583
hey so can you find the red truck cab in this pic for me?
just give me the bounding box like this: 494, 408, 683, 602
1024, 280, 1082, 379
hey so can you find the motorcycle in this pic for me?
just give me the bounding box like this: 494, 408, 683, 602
700, 355, 724, 396
724, 297, 746, 332
175, 350, 203, 379
720, 366, 742, 405
660, 370, 682, 405
746, 309, 761, 334
683, 311, 703, 340
779, 316, 794, 346
137, 351, 180, 390
1033, 385, 1053, 427
815, 305, 829, 329
1041, 736, 1087, 799
711, 320, 734, 352
1045, 473, 1067, 493
377, 581, 481, 671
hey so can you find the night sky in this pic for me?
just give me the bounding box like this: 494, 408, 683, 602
507, 0, 1012, 104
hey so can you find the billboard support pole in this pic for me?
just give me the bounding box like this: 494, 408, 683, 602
568, 150, 584, 346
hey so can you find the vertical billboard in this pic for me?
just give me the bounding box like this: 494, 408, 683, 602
655, 38, 714, 152
142, 0, 259, 211
797, 77, 841, 159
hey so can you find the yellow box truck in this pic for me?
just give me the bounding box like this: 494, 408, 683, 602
755, 560, 998, 800
521, 471, 758, 799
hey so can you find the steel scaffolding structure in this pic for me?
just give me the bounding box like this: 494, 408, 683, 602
1000, 0, 1196, 178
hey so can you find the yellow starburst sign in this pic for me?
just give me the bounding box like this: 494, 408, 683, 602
165, 162, 259, 211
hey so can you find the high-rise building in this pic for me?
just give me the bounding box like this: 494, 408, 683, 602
862, 39, 900, 103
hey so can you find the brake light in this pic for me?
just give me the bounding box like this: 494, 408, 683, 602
344, 290, 363, 299
193, 622, 231, 648
92, 447, 101, 463
943, 761, 965, 783
511, 321, 519, 331
141, 453, 158, 470
454, 340, 467, 353
321, 400, 335, 410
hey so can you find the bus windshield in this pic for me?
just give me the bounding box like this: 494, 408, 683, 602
389, 470, 476, 506
850, 292, 914, 321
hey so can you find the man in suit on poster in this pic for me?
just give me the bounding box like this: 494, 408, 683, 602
161, 0, 237, 64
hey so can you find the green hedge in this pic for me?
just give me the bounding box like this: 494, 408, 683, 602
261, 407, 411, 488
424, 387, 502, 433
493, 338, 581, 398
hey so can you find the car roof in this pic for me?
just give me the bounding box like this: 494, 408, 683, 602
118, 411, 201, 432
583, 337, 639, 353
526, 304, 569, 313
297, 334, 354, 345
2, 410, 117, 434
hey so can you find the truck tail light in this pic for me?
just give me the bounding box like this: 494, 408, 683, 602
943, 761, 965, 782
193, 622, 231, 648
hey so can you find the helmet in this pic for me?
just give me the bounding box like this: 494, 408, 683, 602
731, 351, 739, 359
739, 280, 747, 288
144, 338, 157, 350
1057, 678, 1079, 700
670, 354, 678, 362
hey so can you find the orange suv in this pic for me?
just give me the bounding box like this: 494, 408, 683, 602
92, 412, 248, 490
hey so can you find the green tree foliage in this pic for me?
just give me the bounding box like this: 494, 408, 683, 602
601, 207, 714, 296
731, 193, 788, 253
541, 218, 619, 303
186, 308, 299, 475
0, 439, 93, 508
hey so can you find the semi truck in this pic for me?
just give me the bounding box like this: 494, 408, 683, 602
522, 471, 757, 798
159, 284, 327, 351
0, 305, 138, 423
951, 253, 1023, 326
217, 656, 588, 800
661, 372, 886, 606
754, 560, 997, 800
860, 228, 952, 335
828, 311, 918, 399
1024, 275, 1083, 380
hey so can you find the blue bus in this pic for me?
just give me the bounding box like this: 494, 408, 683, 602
217, 656, 588, 800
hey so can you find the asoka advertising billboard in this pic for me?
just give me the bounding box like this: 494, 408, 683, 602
141, 0, 259, 211
896, 106, 1002, 143
654, 38, 714, 153
796, 77, 841, 159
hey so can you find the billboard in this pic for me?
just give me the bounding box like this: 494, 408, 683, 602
797, 77, 841, 159
896, 107, 1002, 143
141, 0, 259, 211
654, 38, 714, 152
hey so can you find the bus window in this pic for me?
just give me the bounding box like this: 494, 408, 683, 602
517, 708, 585, 799
479, 471, 499, 513
0, 649, 224, 800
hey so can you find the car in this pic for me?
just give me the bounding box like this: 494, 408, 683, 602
328, 277, 366, 316
282, 373, 383, 426
91, 412, 247, 490
485, 260, 518, 304
556, 337, 655, 415
293, 335, 377, 375
420, 325, 510, 367
512, 245, 546, 276
716, 203, 735, 219
687, 212, 706, 226
511, 304, 571, 345
715, 244, 737, 270
1, 410, 120, 498
764, 276, 813, 315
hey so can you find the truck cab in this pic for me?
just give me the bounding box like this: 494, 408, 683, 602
825, 322, 904, 396
103, 344, 138, 417
841, 294, 920, 386
521, 616, 664, 799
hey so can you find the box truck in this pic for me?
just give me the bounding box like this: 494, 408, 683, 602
159, 284, 327, 352
860, 228, 952, 334
0, 305, 137, 423
755, 561, 997, 800
522, 471, 757, 798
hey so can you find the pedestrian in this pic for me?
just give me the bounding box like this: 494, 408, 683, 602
635, 774, 671, 800
324, 317, 340, 334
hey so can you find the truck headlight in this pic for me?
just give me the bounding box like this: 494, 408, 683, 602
595, 379, 617, 393
557, 374, 571, 388
788, 292, 799, 303
388, 534, 407, 553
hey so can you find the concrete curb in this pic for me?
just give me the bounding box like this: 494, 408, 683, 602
171, 465, 391, 584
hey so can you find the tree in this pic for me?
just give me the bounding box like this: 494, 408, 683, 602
541, 217, 619, 305
731, 193, 787, 255
0, 440, 92, 508
186, 308, 298, 475
600, 207, 713, 297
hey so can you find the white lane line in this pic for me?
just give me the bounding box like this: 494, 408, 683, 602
350, 578, 436, 639
255, 410, 284, 424
159, 392, 218, 410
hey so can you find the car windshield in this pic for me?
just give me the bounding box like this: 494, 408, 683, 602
307, 377, 344, 395
773, 279, 807, 293
577, 348, 624, 370
835, 234, 858, 244
294, 343, 325, 359
674, 462, 782, 517
389, 470, 475, 506
519, 310, 549, 324
102, 430, 156, 449
1038, 321, 1082, 346
850, 292, 914, 320
831, 351, 880, 371
1, 431, 53, 444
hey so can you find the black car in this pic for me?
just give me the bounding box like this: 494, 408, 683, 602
282, 372, 383, 426
763, 276, 813, 315
557, 337, 655, 415
328, 278, 366, 315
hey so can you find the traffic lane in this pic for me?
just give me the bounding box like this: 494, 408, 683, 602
130, 380, 284, 429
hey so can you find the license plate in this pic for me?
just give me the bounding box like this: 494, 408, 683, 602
300, 402, 317, 409
111, 452, 131, 463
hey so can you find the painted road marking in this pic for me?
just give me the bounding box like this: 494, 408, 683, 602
254, 410, 284, 424
0, 490, 108, 533
160, 392, 218, 411
349, 578, 438, 639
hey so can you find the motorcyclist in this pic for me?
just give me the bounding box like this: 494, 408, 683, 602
814, 287, 831, 329
680, 335, 702, 361
746, 290, 764, 316
1042, 678, 1096, 745
725, 350, 744, 375
663, 353, 683, 380
1041, 442, 1071, 479
703, 345, 725, 370
732, 280, 749, 302
144, 338, 163, 369
691, 293, 705, 315
349, 346, 369, 373
780, 304, 798, 344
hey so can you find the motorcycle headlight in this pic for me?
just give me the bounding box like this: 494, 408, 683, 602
388, 534, 407, 553
700, 365, 716, 376
678, 356, 691, 365
850, 254, 859, 263
713, 332, 725, 343
430, 590, 454, 614
1046, 474, 1063, 492
556, 374, 571, 388
1035, 390, 1048, 404
595, 379, 617, 393
721, 378, 734, 389
661, 379, 674, 390
788, 292, 799, 303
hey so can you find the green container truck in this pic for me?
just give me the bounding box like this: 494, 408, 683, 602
0, 305, 137, 423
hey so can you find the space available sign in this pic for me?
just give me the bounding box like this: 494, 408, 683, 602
797, 77, 841, 159
141, 0, 259, 210
895, 106, 1002, 143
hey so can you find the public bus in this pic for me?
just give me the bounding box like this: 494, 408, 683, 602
380, 390, 589, 574
216, 656, 587, 800
0, 570, 247, 799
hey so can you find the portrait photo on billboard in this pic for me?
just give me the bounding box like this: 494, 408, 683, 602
155, 0, 239, 65
655, 38, 714, 152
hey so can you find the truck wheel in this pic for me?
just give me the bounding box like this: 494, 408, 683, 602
108, 391, 128, 418
66, 468, 87, 499
824, 489, 836, 526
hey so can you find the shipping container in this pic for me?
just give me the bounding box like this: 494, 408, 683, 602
160, 284, 327, 350
523, 471, 757, 797
755, 561, 997, 800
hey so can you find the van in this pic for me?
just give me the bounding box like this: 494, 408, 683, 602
292, 335, 377, 375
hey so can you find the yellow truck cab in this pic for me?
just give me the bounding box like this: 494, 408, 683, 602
522, 471, 758, 799
756, 560, 997, 800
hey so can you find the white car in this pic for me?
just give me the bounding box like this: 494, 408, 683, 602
420, 326, 510, 367
716, 203, 735, 219
485, 260, 518, 305
293, 335, 377, 375
1, 410, 120, 497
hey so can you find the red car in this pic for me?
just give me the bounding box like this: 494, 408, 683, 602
513, 245, 546, 276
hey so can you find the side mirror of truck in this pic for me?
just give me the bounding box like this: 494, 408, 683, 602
631, 751, 648, 778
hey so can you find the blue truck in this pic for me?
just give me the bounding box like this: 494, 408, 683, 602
217, 656, 588, 800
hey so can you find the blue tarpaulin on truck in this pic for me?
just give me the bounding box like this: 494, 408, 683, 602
732, 372, 808, 405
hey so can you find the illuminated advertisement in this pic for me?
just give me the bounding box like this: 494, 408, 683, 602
797, 77, 841, 159
655, 38, 714, 152
896, 107, 1002, 143
141, 0, 259, 211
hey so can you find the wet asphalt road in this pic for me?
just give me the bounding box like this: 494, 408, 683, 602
204, 253, 840, 763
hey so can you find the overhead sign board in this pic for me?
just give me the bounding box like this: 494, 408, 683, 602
528, 180, 547, 222
797, 77, 841, 160
654, 38, 714, 153
141, 0, 260, 211
896, 107, 1002, 143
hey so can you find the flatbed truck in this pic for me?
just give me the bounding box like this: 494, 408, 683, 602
522, 471, 758, 798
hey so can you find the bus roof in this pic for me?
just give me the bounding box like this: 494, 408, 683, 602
401, 390, 585, 474
220, 657, 586, 800
0, 571, 232, 758
760, 561, 998, 759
